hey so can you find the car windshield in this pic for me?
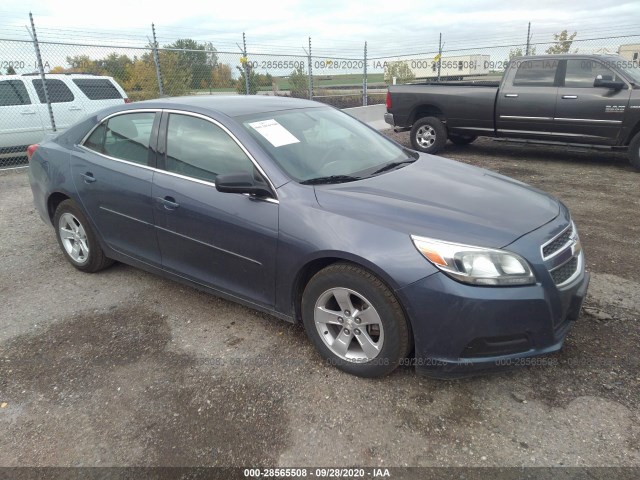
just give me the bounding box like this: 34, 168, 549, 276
238, 107, 416, 183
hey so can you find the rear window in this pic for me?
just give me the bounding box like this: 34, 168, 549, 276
32, 79, 74, 103
73, 79, 122, 100
0, 80, 31, 106
513, 59, 559, 87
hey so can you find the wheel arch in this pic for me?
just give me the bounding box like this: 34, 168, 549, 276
47, 191, 72, 224
409, 104, 446, 126
624, 120, 640, 146
290, 253, 413, 335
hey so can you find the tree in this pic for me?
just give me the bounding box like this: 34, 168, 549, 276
288, 65, 309, 98
6, 65, 17, 75
384, 61, 415, 84
98, 53, 134, 84
211, 64, 233, 88
65, 55, 104, 75
164, 39, 218, 89
546, 30, 577, 54
508, 46, 536, 59
235, 63, 258, 95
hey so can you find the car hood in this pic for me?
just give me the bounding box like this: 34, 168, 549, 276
314, 154, 560, 248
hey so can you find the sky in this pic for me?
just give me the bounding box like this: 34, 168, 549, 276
1, 0, 639, 77
2, 0, 639, 56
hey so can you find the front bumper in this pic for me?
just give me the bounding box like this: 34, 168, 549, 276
396, 213, 590, 378
384, 112, 395, 127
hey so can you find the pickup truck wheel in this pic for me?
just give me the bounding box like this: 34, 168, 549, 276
410, 117, 447, 154
449, 134, 477, 146
302, 263, 411, 378
630, 132, 640, 171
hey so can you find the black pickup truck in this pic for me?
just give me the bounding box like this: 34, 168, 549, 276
385, 54, 640, 169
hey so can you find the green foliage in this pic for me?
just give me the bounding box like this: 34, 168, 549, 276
383, 62, 415, 84
235, 65, 258, 94
289, 65, 309, 98
508, 46, 536, 59
546, 30, 577, 54
163, 39, 219, 89
6, 65, 17, 75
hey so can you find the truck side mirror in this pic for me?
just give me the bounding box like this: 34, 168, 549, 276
594, 75, 626, 90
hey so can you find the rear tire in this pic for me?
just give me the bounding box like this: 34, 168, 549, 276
629, 131, 640, 171
449, 134, 477, 146
410, 116, 447, 154
53, 200, 114, 273
302, 263, 411, 377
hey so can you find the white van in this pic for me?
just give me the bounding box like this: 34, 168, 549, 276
0, 74, 129, 159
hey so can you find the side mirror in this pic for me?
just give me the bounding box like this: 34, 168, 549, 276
593, 76, 626, 90
215, 172, 272, 197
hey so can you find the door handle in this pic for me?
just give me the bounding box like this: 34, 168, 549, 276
80, 172, 96, 184
69, 106, 83, 111
562, 95, 578, 99
504, 93, 519, 98
20, 110, 37, 115
157, 196, 180, 210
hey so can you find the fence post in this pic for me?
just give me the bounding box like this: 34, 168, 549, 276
243, 33, 250, 95
307, 37, 313, 100
525, 22, 531, 55
362, 41, 368, 106
151, 23, 164, 97
28, 12, 56, 132
437, 33, 442, 82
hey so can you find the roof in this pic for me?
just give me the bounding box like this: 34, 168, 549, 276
135, 95, 322, 117
512, 54, 625, 61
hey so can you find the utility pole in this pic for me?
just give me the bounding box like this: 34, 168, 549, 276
151, 23, 164, 97
525, 22, 531, 55
243, 32, 250, 95
437, 33, 442, 82
363, 41, 367, 106
308, 37, 313, 100
28, 12, 56, 131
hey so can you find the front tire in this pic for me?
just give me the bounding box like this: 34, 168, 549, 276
629, 131, 640, 171
302, 263, 411, 377
410, 116, 447, 154
53, 200, 113, 273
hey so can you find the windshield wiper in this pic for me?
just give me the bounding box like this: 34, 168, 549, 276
370, 158, 416, 176
300, 175, 361, 185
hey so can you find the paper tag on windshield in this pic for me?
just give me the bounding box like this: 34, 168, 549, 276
248, 119, 300, 147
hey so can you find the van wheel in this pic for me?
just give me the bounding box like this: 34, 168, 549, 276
410, 117, 447, 154
629, 132, 640, 171
449, 134, 477, 145
302, 263, 411, 378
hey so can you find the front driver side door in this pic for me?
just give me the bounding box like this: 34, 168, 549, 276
152, 111, 278, 308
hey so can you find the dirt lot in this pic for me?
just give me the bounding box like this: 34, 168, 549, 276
1, 135, 639, 468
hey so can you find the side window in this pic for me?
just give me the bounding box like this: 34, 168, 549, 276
564, 60, 620, 88
73, 79, 122, 100
513, 60, 558, 87
0, 80, 31, 106
165, 114, 254, 183
32, 79, 74, 103
84, 112, 155, 165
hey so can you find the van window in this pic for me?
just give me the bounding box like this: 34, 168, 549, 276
73, 79, 122, 100
513, 60, 558, 87
0, 80, 31, 106
32, 79, 74, 103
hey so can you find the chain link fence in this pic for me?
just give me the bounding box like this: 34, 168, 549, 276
2, 15, 639, 168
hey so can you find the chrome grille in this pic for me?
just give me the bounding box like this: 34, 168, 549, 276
550, 257, 578, 285
542, 224, 573, 259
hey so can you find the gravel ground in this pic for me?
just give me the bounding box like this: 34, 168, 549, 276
0, 135, 639, 468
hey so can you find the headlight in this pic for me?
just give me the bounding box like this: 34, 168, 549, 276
411, 235, 536, 286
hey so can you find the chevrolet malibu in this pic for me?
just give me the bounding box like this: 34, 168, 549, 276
27, 96, 589, 377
